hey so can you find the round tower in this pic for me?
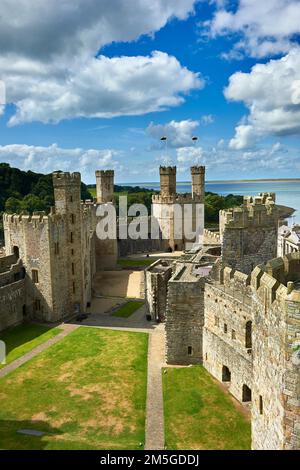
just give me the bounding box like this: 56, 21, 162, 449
159, 166, 176, 198
191, 166, 205, 202
95, 170, 114, 204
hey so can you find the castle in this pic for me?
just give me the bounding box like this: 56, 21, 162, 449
0, 164, 299, 450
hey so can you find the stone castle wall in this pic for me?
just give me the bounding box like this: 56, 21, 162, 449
0, 256, 26, 331
220, 193, 278, 274
165, 263, 206, 365
251, 254, 300, 450
203, 268, 253, 403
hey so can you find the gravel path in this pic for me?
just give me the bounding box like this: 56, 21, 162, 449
144, 323, 166, 450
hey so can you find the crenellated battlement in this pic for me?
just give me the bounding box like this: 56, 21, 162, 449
95, 170, 114, 177
251, 252, 300, 304
159, 166, 176, 175
191, 165, 205, 174
220, 194, 277, 230
52, 171, 81, 186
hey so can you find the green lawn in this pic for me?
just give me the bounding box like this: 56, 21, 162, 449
112, 301, 144, 318
0, 327, 148, 450
0, 323, 61, 368
163, 366, 251, 450
118, 258, 157, 268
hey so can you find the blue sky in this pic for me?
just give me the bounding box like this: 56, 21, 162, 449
0, 0, 300, 183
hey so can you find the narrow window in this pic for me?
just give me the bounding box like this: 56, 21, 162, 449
222, 366, 231, 382
188, 346, 193, 356
70, 232, 74, 243
231, 329, 236, 340
259, 395, 263, 415
32, 269, 39, 284
71, 249, 74, 256
71, 214, 75, 224
34, 299, 41, 311
224, 323, 228, 334
72, 263, 75, 275
70, 195, 73, 202
54, 242, 59, 255
242, 384, 252, 402
72, 282, 76, 294
245, 321, 252, 349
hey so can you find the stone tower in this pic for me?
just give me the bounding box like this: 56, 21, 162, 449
52, 172, 83, 313
159, 166, 176, 198
220, 193, 279, 275
95, 170, 114, 204
191, 166, 205, 202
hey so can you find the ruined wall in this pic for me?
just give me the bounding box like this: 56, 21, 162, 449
203, 267, 253, 403
166, 264, 205, 365
220, 193, 279, 274
145, 259, 173, 322
251, 254, 300, 450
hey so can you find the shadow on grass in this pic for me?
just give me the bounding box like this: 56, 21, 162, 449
0, 418, 64, 450
0, 323, 56, 355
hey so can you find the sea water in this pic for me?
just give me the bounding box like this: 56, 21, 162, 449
122, 180, 300, 223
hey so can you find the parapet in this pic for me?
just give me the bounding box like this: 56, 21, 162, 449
191, 166, 205, 174
159, 166, 176, 175
95, 170, 114, 177
53, 171, 81, 186
220, 193, 278, 229
251, 252, 300, 304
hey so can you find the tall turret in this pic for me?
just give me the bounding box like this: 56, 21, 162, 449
159, 166, 176, 198
191, 166, 205, 202
95, 170, 114, 204
53, 172, 81, 215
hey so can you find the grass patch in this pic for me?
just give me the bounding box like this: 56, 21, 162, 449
118, 258, 157, 268
112, 301, 144, 318
0, 327, 148, 450
0, 323, 61, 368
163, 366, 251, 450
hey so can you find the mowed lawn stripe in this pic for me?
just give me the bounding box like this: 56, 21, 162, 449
0, 327, 148, 450
163, 366, 251, 450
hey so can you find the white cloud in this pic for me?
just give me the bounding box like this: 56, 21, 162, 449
146, 119, 200, 148
0, 0, 200, 125
225, 49, 300, 149
201, 114, 215, 125
0, 143, 121, 183
207, 0, 300, 58
176, 146, 204, 173
5, 52, 202, 126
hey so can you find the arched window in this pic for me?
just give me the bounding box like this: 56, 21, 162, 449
245, 321, 252, 349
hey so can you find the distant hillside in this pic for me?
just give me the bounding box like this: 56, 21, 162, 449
0, 165, 244, 243
0, 163, 92, 241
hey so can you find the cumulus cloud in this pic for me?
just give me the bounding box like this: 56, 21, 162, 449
176, 146, 204, 163
0, 144, 121, 182
146, 119, 200, 148
0, 0, 200, 125
225, 49, 300, 149
206, 0, 300, 58
5, 52, 202, 125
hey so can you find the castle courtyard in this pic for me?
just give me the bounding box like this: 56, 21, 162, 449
0, 323, 251, 450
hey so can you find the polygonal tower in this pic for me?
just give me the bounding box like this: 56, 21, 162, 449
52, 172, 83, 315
95, 170, 114, 204
191, 166, 205, 203
159, 166, 176, 198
